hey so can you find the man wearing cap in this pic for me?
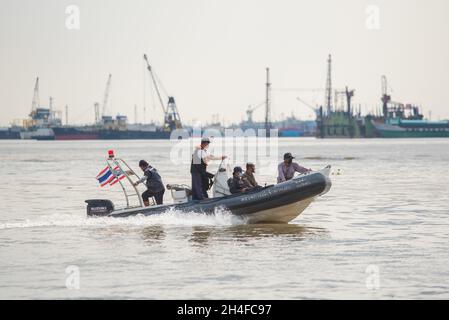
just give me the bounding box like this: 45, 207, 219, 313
133, 160, 165, 206
190, 137, 226, 200
242, 162, 259, 189
228, 166, 247, 194
277, 153, 311, 183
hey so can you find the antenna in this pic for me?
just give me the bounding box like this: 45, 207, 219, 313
102, 74, 112, 117
381, 75, 391, 118
31, 77, 40, 112
65, 105, 69, 125
345, 86, 355, 117
48, 97, 54, 122
325, 55, 332, 114
265, 67, 272, 134
94, 102, 100, 123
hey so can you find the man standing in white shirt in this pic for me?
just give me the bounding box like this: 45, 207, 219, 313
190, 137, 226, 200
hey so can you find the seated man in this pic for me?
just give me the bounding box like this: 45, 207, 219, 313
277, 153, 311, 183
133, 160, 165, 206
242, 162, 259, 189
227, 166, 247, 194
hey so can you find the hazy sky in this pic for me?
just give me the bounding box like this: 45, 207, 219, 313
1, 0, 448, 126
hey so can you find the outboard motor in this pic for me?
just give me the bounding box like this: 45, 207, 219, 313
85, 199, 115, 217
166, 184, 192, 204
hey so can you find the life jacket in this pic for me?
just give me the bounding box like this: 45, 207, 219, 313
190, 147, 207, 175
227, 176, 245, 194
144, 166, 165, 193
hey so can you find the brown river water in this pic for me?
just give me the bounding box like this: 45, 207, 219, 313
0, 138, 448, 299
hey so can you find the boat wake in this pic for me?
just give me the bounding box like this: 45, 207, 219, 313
0, 208, 247, 231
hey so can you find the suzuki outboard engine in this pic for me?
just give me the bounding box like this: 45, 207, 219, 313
85, 199, 115, 217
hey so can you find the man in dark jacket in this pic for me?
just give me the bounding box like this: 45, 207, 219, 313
133, 160, 165, 206
227, 166, 247, 194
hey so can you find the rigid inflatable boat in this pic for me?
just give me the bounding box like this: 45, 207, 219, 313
85, 158, 332, 224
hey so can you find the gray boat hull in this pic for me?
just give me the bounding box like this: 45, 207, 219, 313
86, 168, 332, 224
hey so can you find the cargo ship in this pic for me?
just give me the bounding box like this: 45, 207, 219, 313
315, 55, 449, 139
0, 126, 22, 139
369, 74, 449, 138
21, 105, 62, 140
10, 78, 63, 140
372, 119, 449, 138
372, 116, 449, 138
51, 115, 172, 140
46, 54, 183, 141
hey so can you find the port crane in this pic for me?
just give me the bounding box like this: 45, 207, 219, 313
381, 75, 421, 120
102, 74, 112, 117
246, 101, 265, 123
143, 54, 182, 131
296, 97, 319, 115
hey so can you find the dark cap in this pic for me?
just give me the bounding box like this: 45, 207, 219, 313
284, 153, 295, 160
233, 166, 243, 173
139, 160, 149, 167
201, 137, 211, 144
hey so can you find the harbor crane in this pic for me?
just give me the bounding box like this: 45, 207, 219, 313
143, 53, 182, 131
296, 97, 319, 115
380, 75, 420, 119
102, 74, 112, 117
381, 75, 393, 118
246, 101, 265, 123
31, 77, 40, 112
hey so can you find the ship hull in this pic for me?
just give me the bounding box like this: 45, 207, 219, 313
0, 129, 21, 139
99, 130, 171, 140
372, 121, 449, 138
378, 130, 449, 138
52, 126, 172, 140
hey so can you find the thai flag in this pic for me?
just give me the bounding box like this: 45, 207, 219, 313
96, 166, 125, 187
109, 166, 126, 186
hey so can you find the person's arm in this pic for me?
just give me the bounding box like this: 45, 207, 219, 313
228, 178, 236, 194
243, 174, 256, 188
277, 164, 286, 183
133, 173, 148, 186
254, 177, 260, 187
241, 175, 251, 188
206, 154, 226, 161
203, 149, 226, 162
199, 150, 211, 165
293, 162, 311, 174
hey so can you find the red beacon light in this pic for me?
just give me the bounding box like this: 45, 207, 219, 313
108, 149, 115, 159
